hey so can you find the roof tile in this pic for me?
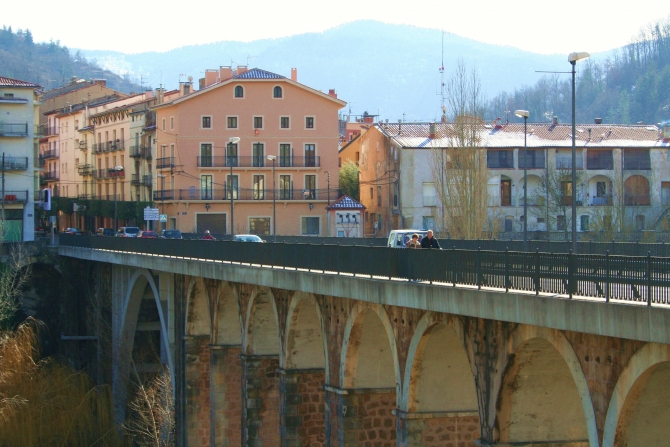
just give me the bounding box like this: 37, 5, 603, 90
233, 68, 285, 80
0, 76, 41, 88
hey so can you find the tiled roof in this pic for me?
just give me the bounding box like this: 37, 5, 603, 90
377, 122, 668, 149
326, 195, 366, 210
48, 94, 126, 116
233, 68, 285, 80
0, 76, 41, 88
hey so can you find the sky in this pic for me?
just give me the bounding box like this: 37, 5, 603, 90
5, 0, 670, 55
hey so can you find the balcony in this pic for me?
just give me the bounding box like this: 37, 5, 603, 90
77, 164, 94, 176
589, 195, 613, 206
197, 155, 321, 168
2, 191, 28, 204
586, 151, 614, 170
92, 141, 125, 154
0, 123, 29, 137
93, 168, 125, 180
154, 190, 174, 201
624, 151, 651, 170
164, 187, 338, 202
78, 141, 88, 151
0, 96, 28, 104
625, 194, 650, 206
2, 157, 28, 170
41, 149, 59, 159
487, 150, 514, 169
34, 124, 46, 137
129, 145, 152, 160
518, 150, 546, 169
157, 157, 176, 169
41, 171, 60, 182
44, 126, 59, 136
131, 174, 152, 187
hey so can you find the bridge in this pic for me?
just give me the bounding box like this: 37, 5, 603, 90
58, 236, 670, 447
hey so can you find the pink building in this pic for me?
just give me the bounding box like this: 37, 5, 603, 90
153, 67, 346, 236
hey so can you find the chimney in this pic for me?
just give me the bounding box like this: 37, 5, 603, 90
155, 88, 164, 105
595, 117, 603, 124
219, 66, 233, 81
362, 111, 374, 124
429, 122, 436, 139
204, 69, 218, 87
236, 65, 248, 76
328, 88, 337, 98
144, 89, 153, 99
553, 116, 558, 125
291, 68, 298, 82
93, 79, 107, 87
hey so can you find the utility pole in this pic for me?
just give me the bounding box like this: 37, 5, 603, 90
1, 153, 5, 240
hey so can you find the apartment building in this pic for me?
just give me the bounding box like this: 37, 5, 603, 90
0, 76, 41, 241
39, 77, 123, 126
341, 121, 670, 237
152, 66, 346, 236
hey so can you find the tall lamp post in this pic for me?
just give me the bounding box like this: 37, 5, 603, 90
157, 173, 165, 231
569, 51, 590, 254
112, 166, 124, 232
515, 110, 529, 251
227, 137, 240, 235
267, 155, 276, 242
324, 170, 330, 236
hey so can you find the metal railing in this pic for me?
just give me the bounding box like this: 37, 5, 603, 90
197, 155, 320, 168
44, 125, 59, 136
41, 149, 59, 159
0, 122, 28, 136
41, 171, 60, 181
624, 194, 651, 206
157, 157, 175, 169
2, 157, 28, 170
59, 236, 670, 305
157, 187, 339, 201
2, 190, 28, 203
92, 141, 125, 154
93, 168, 125, 179
131, 174, 153, 187
129, 145, 152, 159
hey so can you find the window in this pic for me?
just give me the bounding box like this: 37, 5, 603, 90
280, 116, 290, 129
227, 116, 237, 129
487, 150, 514, 168
279, 175, 292, 199
254, 116, 263, 129
636, 215, 645, 231
557, 215, 566, 231
226, 143, 238, 167
250, 218, 271, 235
280, 144, 291, 167
596, 181, 606, 197
305, 116, 314, 129
162, 118, 166, 131
202, 116, 211, 128
200, 144, 212, 167
370, 187, 374, 199
201, 175, 213, 200
273, 86, 283, 98
393, 183, 399, 207
304, 144, 316, 167
170, 116, 174, 130
423, 183, 436, 206
580, 215, 589, 232
305, 175, 316, 199
302, 217, 320, 235
560, 181, 573, 206
377, 186, 382, 206
624, 149, 651, 170
3, 93, 14, 98
518, 149, 545, 169
234, 85, 244, 98
423, 216, 435, 231
253, 175, 265, 200
252, 143, 265, 167
227, 175, 238, 199
586, 150, 614, 170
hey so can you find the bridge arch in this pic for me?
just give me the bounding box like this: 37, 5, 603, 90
340, 302, 399, 390
284, 291, 326, 370
212, 281, 242, 345
495, 325, 598, 446
243, 287, 280, 356
185, 277, 211, 336
602, 343, 670, 447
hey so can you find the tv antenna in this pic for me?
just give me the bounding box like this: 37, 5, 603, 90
246, 54, 257, 66
438, 31, 447, 122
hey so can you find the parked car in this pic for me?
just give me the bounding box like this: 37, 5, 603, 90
61, 227, 84, 235
139, 230, 158, 239
116, 226, 141, 237
158, 229, 183, 239
232, 234, 265, 242
96, 228, 115, 237
387, 229, 428, 248
35, 225, 48, 237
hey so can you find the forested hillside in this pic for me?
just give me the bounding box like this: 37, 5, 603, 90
0, 26, 141, 93
489, 17, 670, 125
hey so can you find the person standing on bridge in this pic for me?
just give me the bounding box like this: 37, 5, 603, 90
406, 233, 421, 249
202, 230, 215, 240
420, 230, 440, 249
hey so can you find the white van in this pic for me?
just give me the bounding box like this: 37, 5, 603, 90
387, 229, 428, 248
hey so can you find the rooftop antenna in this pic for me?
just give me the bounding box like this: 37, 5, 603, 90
246, 54, 257, 66
438, 31, 447, 123
348, 102, 355, 122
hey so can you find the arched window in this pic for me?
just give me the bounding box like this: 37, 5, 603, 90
273, 86, 283, 98
624, 175, 650, 206
234, 85, 244, 98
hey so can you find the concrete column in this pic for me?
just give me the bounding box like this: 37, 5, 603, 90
278, 368, 326, 447
242, 354, 280, 447
325, 385, 396, 447
184, 335, 211, 447
209, 345, 243, 447
395, 409, 480, 447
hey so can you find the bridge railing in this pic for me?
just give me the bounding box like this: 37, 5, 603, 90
59, 236, 670, 305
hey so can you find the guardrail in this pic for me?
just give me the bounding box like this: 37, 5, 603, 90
60, 236, 670, 305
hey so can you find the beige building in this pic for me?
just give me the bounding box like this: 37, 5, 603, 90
152, 66, 346, 236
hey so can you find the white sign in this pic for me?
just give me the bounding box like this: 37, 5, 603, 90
159, 214, 168, 222
144, 207, 160, 221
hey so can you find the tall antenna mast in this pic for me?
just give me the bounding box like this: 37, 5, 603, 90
440, 31, 447, 123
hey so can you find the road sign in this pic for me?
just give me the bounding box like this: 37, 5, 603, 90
159, 214, 168, 222
144, 207, 160, 221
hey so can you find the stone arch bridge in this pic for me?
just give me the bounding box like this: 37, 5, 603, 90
58, 238, 670, 447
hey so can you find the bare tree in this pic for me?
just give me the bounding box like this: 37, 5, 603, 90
0, 243, 32, 328
530, 164, 584, 240
430, 61, 499, 239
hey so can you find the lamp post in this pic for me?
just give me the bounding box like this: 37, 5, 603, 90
227, 137, 240, 235
324, 170, 331, 236
157, 173, 165, 231
112, 166, 124, 232
569, 51, 590, 254
515, 110, 529, 251
267, 154, 276, 242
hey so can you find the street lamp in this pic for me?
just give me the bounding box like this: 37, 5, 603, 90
112, 166, 124, 232
157, 173, 165, 231
515, 110, 529, 251
227, 136, 240, 235
324, 170, 331, 236
569, 51, 589, 254
267, 154, 276, 242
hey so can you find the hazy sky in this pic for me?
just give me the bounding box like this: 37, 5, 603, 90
5, 0, 670, 55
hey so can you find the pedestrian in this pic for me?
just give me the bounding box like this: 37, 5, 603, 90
202, 230, 215, 240
406, 233, 421, 249
420, 230, 440, 249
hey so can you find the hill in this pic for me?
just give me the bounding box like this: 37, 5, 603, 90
0, 26, 141, 93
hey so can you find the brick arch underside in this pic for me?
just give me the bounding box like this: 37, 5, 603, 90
603, 343, 670, 447
496, 337, 589, 444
